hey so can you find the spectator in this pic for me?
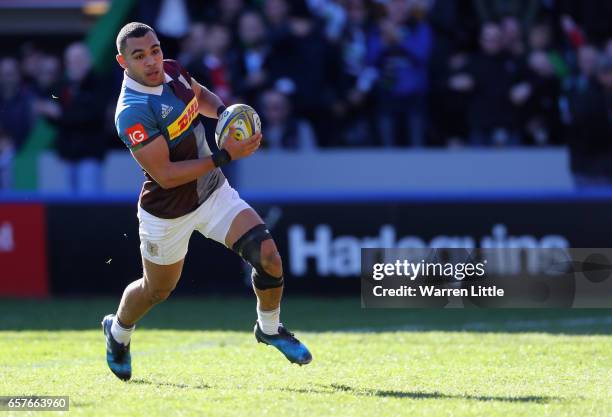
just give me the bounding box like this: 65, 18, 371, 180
576, 45, 600, 80
0, 57, 35, 152
431, 50, 472, 147
32, 55, 62, 99
558, 44, 599, 139
264, 0, 291, 28
259, 89, 317, 150
427, 0, 477, 147
217, 0, 246, 28
522, 50, 562, 145
184, 23, 237, 145
563, 44, 600, 98
501, 15, 525, 58
178, 22, 208, 66
517, 19, 567, 145
568, 55, 612, 187
528, 20, 568, 77
35, 43, 108, 194
334, 0, 378, 146
339, 0, 375, 87
186, 23, 235, 105
450, 22, 528, 146
367, 0, 433, 147
232, 10, 273, 105
19, 42, 45, 87
263, 0, 343, 147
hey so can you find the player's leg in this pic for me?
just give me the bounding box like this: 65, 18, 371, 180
103, 205, 194, 381
102, 258, 184, 381
224, 208, 312, 365
225, 209, 283, 313
116, 257, 185, 325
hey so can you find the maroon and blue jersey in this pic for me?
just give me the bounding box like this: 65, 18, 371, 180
115, 60, 224, 219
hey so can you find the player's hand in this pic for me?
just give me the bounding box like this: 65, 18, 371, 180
222, 126, 262, 161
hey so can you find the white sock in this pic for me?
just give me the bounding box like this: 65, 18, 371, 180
111, 316, 135, 346
257, 305, 280, 335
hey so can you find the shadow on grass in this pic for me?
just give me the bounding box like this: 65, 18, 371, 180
113, 379, 561, 404
130, 378, 210, 390
278, 383, 560, 404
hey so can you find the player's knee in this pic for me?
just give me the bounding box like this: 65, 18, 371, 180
143, 282, 174, 305
149, 288, 172, 304
151, 290, 172, 304
260, 246, 283, 278
233, 224, 282, 277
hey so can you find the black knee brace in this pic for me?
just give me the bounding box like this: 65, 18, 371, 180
232, 224, 284, 290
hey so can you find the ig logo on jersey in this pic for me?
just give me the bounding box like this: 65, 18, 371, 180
126, 123, 149, 146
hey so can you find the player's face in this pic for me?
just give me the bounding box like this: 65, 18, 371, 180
118, 31, 164, 86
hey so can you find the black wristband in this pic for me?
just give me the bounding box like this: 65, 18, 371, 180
212, 149, 232, 168
216, 105, 226, 118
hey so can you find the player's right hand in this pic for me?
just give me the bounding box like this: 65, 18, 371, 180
222, 126, 262, 161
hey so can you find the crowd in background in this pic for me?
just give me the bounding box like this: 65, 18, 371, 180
0, 0, 611, 191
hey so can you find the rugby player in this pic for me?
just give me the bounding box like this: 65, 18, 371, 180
102, 22, 311, 381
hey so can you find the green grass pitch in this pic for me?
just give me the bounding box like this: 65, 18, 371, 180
0, 298, 610, 417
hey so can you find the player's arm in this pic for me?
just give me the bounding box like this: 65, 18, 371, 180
131, 135, 215, 189
131, 132, 261, 190
191, 79, 225, 119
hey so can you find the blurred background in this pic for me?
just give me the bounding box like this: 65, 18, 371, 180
0, 0, 611, 299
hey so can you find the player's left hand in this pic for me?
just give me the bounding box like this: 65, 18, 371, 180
223, 127, 262, 160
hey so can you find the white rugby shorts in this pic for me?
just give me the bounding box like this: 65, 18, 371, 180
137, 180, 251, 265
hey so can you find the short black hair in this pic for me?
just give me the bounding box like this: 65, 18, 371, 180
116, 22, 156, 55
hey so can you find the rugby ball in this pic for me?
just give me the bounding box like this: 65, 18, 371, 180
215, 104, 261, 148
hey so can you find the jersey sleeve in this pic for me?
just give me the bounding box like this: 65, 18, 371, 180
115, 104, 161, 151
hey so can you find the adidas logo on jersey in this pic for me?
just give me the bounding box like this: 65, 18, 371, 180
161, 104, 173, 119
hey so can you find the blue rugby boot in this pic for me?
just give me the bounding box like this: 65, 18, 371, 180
101, 314, 132, 381
254, 322, 312, 365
